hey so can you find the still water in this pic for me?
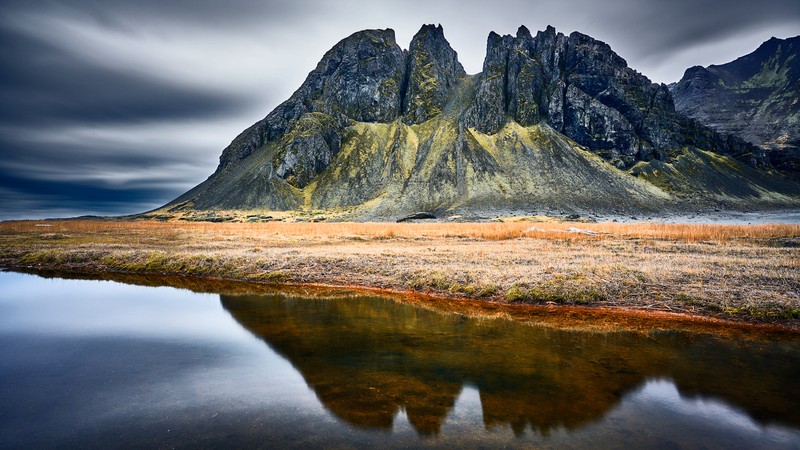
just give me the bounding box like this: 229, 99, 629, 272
1, 271, 799, 449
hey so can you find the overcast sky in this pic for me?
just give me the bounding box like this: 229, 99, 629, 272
1, 0, 798, 220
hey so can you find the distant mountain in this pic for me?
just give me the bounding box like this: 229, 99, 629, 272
159, 25, 799, 220
671, 36, 800, 173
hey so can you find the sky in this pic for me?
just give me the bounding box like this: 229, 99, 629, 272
1, 0, 798, 220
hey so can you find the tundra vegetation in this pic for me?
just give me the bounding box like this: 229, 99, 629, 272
1, 220, 797, 327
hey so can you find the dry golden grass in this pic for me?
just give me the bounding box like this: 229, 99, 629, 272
3, 220, 797, 242
1, 220, 798, 326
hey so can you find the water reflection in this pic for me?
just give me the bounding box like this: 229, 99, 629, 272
221, 293, 800, 437
2, 272, 800, 448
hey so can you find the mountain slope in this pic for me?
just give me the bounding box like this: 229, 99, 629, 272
173, 80, 670, 217
671, 36, 800, 172
162, 25, 800, 220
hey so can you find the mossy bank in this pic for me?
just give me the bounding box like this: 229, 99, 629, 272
2, 220, 798, 328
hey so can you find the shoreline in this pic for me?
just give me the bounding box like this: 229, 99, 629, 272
1, 220, 798, 331
7, 267, 800, 338
7, 207, 798, 226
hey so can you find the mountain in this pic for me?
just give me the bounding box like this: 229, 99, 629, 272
671, 36, 800, 173
160, 25, 800, 220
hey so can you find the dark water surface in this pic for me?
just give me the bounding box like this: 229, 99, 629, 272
1, 272, 799, 449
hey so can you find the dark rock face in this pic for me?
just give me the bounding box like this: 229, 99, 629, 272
463, 26, 771, 169
273, 113, 341, 188
465, 26, 683, 167
218, 28, 406, 173
396, 212, 437, 222
403, 24, 466, 124
675, 114, 768, 169
672, 36, 800, 172
216, 26, 465, 187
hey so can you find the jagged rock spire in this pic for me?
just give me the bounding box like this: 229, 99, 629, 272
465, 25, 681, 167
217, 26, 468, 173
403, 24, 466, 124
217, 28, 406, 172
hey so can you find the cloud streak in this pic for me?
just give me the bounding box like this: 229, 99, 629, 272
1, 0, 798, 219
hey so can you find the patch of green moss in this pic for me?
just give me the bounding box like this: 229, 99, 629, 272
504, 281, 605, 305
675, 293, 702, 306
407, 270, 452, 291
255, 271, 292, 283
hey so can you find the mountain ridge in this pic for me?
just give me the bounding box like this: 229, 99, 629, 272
160, 25, 800, 220
671, 35, 800, 172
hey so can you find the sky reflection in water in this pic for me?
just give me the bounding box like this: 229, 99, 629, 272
0, 271, 798, 449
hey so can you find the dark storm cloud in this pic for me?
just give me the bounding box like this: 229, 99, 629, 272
0, 0, 283, 218
618, 0, 799, 48
0, 171, 171, 212
0, 0, 306, 27
0, 0, 797, 219
0, 28, 248, 126
0, 135, 212, 220
575, 0, 800, 68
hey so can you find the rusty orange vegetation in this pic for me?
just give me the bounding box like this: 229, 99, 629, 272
2, 220, 797, 242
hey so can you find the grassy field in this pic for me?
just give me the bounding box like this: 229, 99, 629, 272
1, 220, 798, 326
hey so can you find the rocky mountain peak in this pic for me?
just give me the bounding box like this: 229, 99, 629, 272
216, 25, 466, 187
415, 23, 444, 36
215, 27, 406, 186
310, 28, 406, 123
672, 35, 800, 172
516, 25, 532, 40
464, 25, 684, 167
403, 24, 466, 123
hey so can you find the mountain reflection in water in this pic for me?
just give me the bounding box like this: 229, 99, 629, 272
220, 293, 800, 437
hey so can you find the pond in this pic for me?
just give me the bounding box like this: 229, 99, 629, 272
1, 271, 799, 449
